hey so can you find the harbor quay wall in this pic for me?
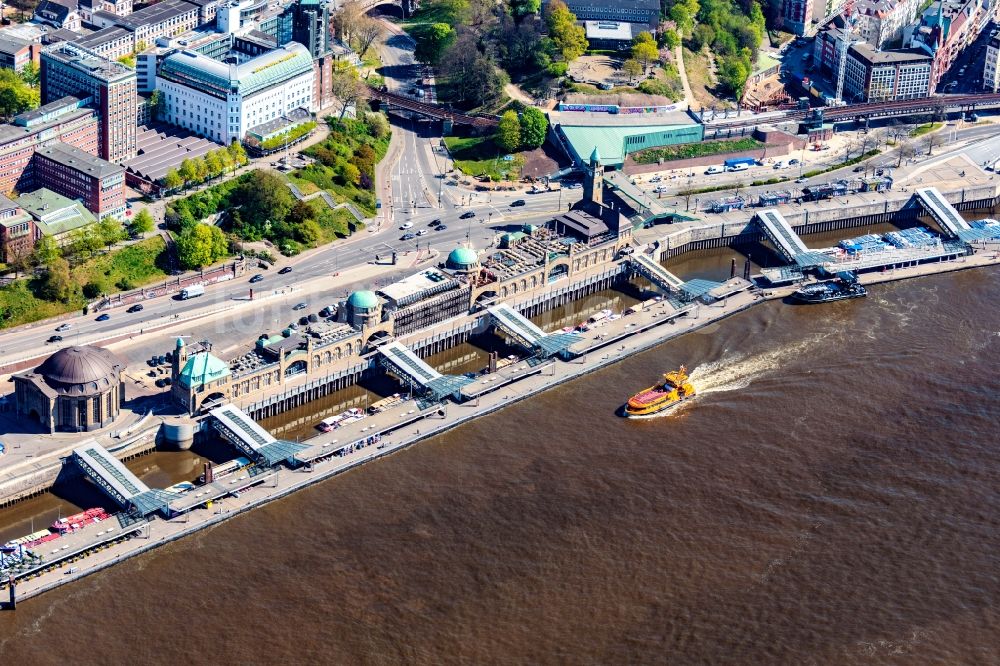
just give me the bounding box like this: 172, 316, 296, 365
656, 185, 1000, 260
233, 265, 631, 422
0, 422, 161, 509
10, 248, 1000, 605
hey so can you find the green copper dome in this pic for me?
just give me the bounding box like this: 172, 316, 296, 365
347, 290, 379, 309
447, 247, 478, 267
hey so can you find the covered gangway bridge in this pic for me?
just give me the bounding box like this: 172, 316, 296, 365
72, 442, 177, 518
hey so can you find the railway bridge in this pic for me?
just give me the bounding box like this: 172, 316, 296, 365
367, 86, 499, 128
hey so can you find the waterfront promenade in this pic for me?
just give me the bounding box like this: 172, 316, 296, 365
7, 246, 1000, 605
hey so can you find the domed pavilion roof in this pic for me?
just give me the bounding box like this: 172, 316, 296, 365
35, 345, 123, 394
347, 290, 379, 310
447, 246, 479, 268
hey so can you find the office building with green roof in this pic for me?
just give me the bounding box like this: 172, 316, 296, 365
156, 41, 315, 145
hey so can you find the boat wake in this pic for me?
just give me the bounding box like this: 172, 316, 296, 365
689, 335, 828, 395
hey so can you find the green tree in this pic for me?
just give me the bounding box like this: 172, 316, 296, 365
546, 0, 588, 62
632, 34, 659, 72
97, 217, 126, 249
176, 223, 228, 269
204, 150, 222, 180
179, 158, 198, 187
414, 23, 455, 66
33, 235, 60, 266
129, 208, 155, 236
81, 226, 103, 257
519, 106, 547, 149
163, 168, 183, 191
148, 89, 161, 120
330, 62, 368, 121
0, 68, 39, 118
216, 147, 233, 173
509, 0, 540, 16
228, 141, 248, 171
193, 157, 208, 182
661, 29, 681, 50
338, 161, 361, 185
669, 4, 694, 35
20, 62, 39, 87
364, 111, 390, 140
496, 110, 521, 152
232, 169, 293, 228
39, 257, 73, 302
295, 219, 321, 245
623, 58, 642, 82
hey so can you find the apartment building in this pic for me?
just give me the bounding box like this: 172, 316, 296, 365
844, 42, 934, 101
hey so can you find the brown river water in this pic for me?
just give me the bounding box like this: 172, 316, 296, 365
1, 226, 999, 664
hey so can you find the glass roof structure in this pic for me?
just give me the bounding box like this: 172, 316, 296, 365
159, 43, 313, 99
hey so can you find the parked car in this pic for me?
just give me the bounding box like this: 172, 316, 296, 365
55, 323, 72, 332
278, 266, 293, 274
511, 199, 526, 207
47, 335, 63, 343
460, 211, 476, 219
249, 274, 264, 283
789, 159, 800, 165
292, 302, 308, 311
127, 304, 143, 313
96, 313, 111, 321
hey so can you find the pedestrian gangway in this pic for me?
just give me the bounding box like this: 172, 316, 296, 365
756, 210, 828, 267
209, 405, 307, 467
915, 187, 970, 238
377, 341, 475, 401
486, 304, 580, 357
72, 442, 175, 517
629, 254, 685, 292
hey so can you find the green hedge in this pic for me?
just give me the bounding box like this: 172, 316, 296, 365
632, 138, 764, 164
259, 121, 317, 150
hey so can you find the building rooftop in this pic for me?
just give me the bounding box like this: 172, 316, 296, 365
118, 0, 198, 29
34, 345, 124, 391
14, 96, 87, 127
0, 35, 31, 56
850, 43, 932, 64
0, 194, 20, 214
178, 351, 230, 389
34, 0, 77, 25
158, 42, 314, 98
557, 0, 659, 11
378, 269, 457, 306
17, 188, 97, 236
42, 42, 135, 82
74, 26, 133, 51
35, 142, 125, 179
123, 124, 222, 183
584, 20, 634, 41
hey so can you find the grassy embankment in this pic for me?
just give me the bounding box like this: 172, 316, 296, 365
0, 237, 168, 329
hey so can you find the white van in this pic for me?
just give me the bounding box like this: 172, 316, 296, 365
705, 165, 725, 175
726, 163, 749, 172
